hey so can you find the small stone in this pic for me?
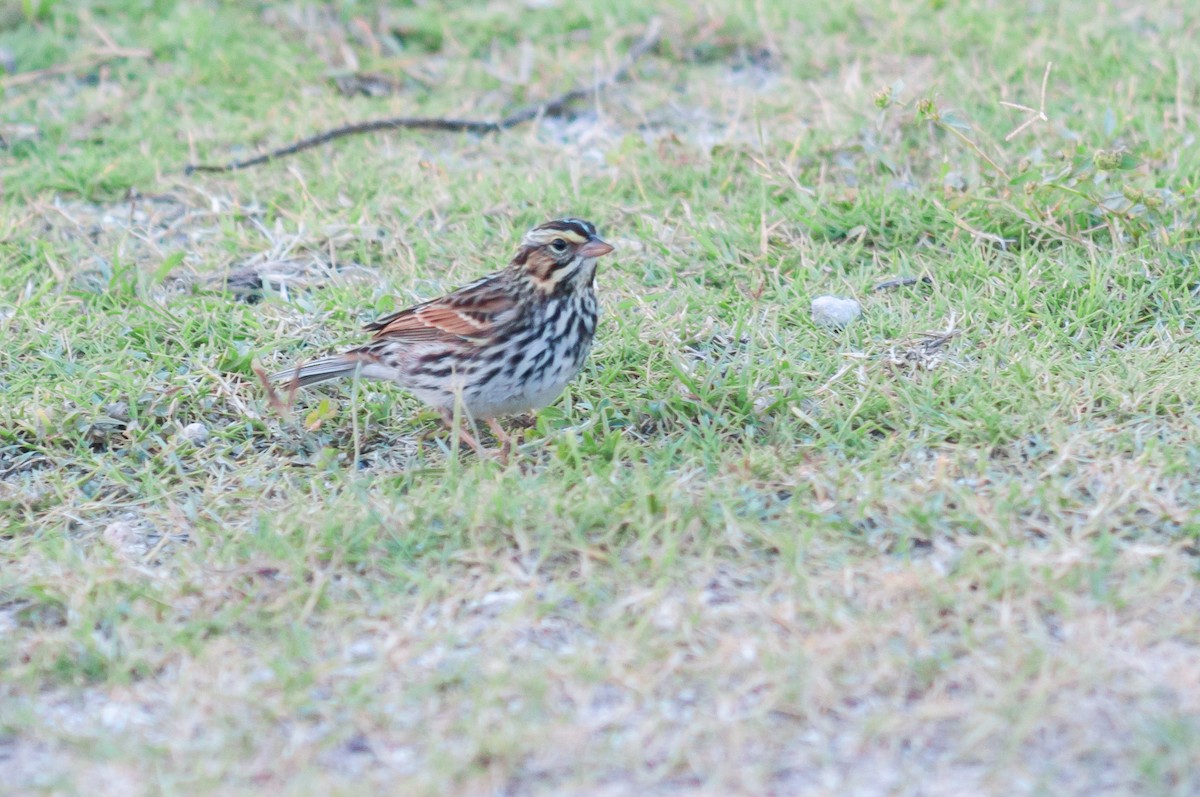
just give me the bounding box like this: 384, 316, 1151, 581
104, 401, 130, 422
347, 639, 376, 662
811, 295, 862, 329
178, 422, 210, 446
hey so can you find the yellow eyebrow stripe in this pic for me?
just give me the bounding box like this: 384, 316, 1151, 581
526, 229, 587, 245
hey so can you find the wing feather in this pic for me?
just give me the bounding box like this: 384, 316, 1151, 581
363, 275, 517, 343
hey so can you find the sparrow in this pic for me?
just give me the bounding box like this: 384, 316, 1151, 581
272, 218, 614, 454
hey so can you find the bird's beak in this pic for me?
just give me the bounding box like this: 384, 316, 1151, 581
578, 237, 614, 258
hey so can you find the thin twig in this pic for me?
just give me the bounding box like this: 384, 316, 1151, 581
1002, 62, 1052, 141
186, 118, 501, 174
186, 19, 662, 174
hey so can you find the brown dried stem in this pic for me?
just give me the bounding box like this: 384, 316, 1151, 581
186, 19, 662, 174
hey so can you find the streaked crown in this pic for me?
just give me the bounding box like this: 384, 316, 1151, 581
521, 218, 598, 248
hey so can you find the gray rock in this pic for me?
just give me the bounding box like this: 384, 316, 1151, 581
811, 295, 862, 329
178, 422, 210, 446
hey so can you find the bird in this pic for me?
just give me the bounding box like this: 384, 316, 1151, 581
271, 218, 615, 455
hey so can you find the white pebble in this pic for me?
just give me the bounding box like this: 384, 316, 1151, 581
811, 295, 862, 329
178, 422, 210, 446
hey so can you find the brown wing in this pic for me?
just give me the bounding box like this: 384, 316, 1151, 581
363, 274, 517, 343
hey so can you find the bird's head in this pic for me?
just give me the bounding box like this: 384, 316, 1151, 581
510, 218, 614, 293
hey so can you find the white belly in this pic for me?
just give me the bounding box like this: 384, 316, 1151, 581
465, 348, 589, 418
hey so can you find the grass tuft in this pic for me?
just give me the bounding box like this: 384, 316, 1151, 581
2, 1, 1199, 794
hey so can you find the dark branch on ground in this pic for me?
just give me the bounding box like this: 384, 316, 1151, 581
185, 19, 662, 175
871, 275, 933, 292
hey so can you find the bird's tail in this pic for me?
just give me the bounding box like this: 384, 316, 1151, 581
270, 353, 370, 389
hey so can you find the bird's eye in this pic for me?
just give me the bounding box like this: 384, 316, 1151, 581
550, 238, 568, 252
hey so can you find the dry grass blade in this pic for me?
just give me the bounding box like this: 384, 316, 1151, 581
882, 317, 962, 371
1002, 62, 1053, 141
495, 17, 662, 127
931, 197, 1016, 249
0, 46, 152, 88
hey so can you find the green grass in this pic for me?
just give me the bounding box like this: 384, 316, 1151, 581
2, 0, 1199, 794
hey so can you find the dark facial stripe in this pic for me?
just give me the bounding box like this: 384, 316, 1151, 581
511, 246, 533, 266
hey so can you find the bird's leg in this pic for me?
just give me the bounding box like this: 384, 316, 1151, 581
485, 418, 515, 463
439, 408, 488, 458
485, 417, 512, 445
483, 418, 511, 446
